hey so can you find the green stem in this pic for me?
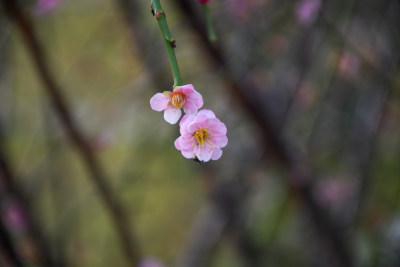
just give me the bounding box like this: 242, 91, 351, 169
151, 0, 183, 87
202, 3, 217, 42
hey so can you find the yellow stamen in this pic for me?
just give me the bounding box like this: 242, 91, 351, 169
170, 92, 186, 108
193, 127, 212, 148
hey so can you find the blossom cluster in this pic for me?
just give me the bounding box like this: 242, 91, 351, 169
150, 84, 227, 162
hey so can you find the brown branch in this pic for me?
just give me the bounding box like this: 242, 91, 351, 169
1, 1, 141, 266
176, 203, 228, 267
174, 0, 353, 266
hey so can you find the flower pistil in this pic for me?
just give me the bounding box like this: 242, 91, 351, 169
170, 92, 186, 108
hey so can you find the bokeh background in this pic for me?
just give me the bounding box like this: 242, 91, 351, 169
0, 0, 399, 266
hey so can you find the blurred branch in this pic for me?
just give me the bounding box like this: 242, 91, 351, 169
319, 14, 393, 83
350, 68, 398, 225
349, 0, 400, 226
280, 28, 318, 129
0, 126, 56, 266
176, 200, 228, 267
201, 2, 217, 43
281, 1, 329, 128
306, 0, 359, 154
42, 106, 69, 267
174, 0, 353, 266
264, 190, 290, 250
177, 173, 262, 267
1, 1, 141, 266
0, 219, 24, 267
305, 0, 396, 227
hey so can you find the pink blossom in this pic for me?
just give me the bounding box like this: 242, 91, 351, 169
197, 0, 211, 3
2, 201, 27, 232
174, 109, 228, 162
35, 0, 62, 14
139, 258, 165, 267
150, 84, 203, 124
294, 0, 321, 26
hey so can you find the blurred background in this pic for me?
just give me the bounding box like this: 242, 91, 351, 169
0, 0, 399, 266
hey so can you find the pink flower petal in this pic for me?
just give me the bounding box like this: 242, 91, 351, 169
179, 84, 203, 114
195, 146, 213, 162
186, 110, 216, 132
183, 99, 198, 114
173, 87, 183, 93
211, 149, 222, 160
211, 135, 228, 148
164, 106, 181, 124
187, 121, 204, 133
180, 84, 195, 96
150, 93, 169, 111
179, 114, 195, 134
190, 91, 204, 108
174, 137, 182, 150
208, 119, 227, 135
197, 109, 216, 119
179, 135, 195, 150
182, 149, 195, 159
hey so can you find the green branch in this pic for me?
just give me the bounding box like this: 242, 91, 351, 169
201, 3, 217, 42
151, 0, 183, 87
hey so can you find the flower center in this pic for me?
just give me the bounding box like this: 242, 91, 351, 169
193, 127, 211, 147
170, 92, 186, 108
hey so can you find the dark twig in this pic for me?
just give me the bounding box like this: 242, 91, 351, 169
1, 1, 141, 265
306, 0, 359, 155
175, 0, 353, 266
